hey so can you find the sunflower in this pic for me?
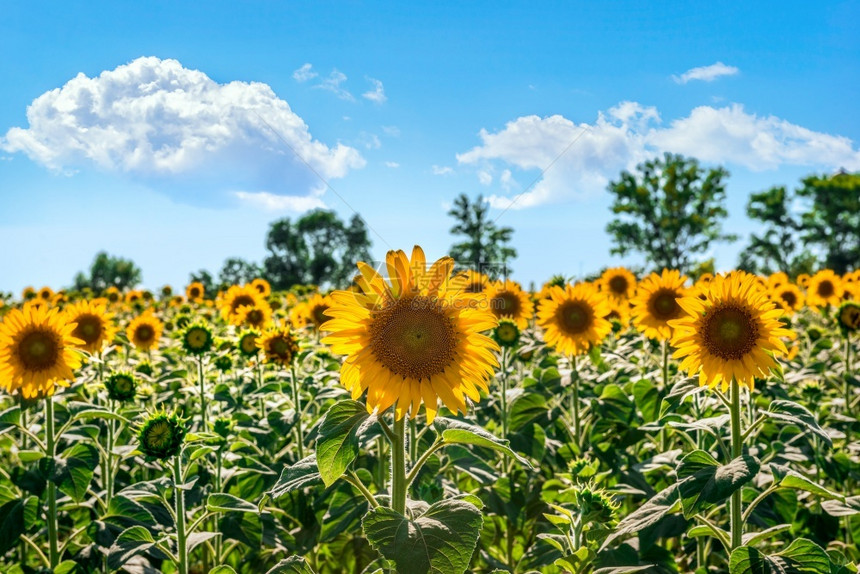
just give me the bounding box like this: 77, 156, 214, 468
105, 371, 137, 402
38, 286, 54, 301
670, 271, 792, 391
0, 305, 84, 398
237, 329, 261, 358
303, 293, 333, 331
806, 270, 844, 308
186, 282, 205, 302
631, 270, 689, 340
837, 301, 860, 334
537, 283, 612, 356
104, 286, 121, 304
127, 313, 164, 351
218, 285, 266, 325
182, 324, 213, 355
21, 286, 36, 301
766, 272, 790, 289
796, 273, 811, 288
605, 298, 632, 330
493, 318, 521, 348
125, 290, 143, 305
770, 283, 804, 315
250, 278, 272, 298
236, 303, 273, 330
258, 327, 300, 366
322, 246, 500, 422
485, 280, 534, 329
138, 411, 186, 461
599, 267, 637, 302
64, 300, 116, 353
449, 270, 491, 295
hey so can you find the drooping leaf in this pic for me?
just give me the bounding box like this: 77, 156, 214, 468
268, 456, 321, 498
678, 453, 760, 519
601, 482, 682, 550
434, 417, 532, 468
265, 556, 315, 574
362, 498, 483, 574
207, 493, 259, 514
107, 525, 156, 570
764, 400, 831, 448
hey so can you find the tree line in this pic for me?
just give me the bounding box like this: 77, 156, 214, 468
70, 155, 859, 294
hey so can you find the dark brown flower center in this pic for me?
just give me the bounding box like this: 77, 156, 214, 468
189, 287, 201, 298
17, 329, 61, 371
311, 304, 329, 326
779, 290, 797, 308
491, 291, 521, 318
135, 325, 155, 343
230, 295, 256, 313
555, 300, 594, 335
608, 275, 629, 295
702, 304, 760, 361
648, 289, 682, 321
370, 296, 458, 381
817, 280, 834, 298
73, 314, 103, 344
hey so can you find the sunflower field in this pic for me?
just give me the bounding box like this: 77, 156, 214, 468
1, 252, 860, 574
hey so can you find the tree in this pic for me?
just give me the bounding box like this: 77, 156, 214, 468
796, 171, 860, 273
73, 252, 142, 292
737, 186, 816, 277
447, 194, 516, 278
606, 153, 736, 273
263, 209, 372, 289
218, 257, 262, 287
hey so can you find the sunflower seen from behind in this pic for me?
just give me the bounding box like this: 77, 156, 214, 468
670, 271, 792, 391
64, 299, 116, 353
322, 246, 499, 423
806, 269, 844, 309
537, 282, 612, 356
485, 279, 534, 330
127, 313, 164, 351
631, 269, 688, 341
0, 305, 84, 398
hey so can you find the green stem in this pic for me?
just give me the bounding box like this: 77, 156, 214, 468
257, 361, 266, 421
729, 379, 743, 550
391, 415, 407, 515
290, 365, 304, 460
198, 356, 207, 431
215, 449, 223, 565
660, 340, 670, 451
106, 400, 115, 510
846, 337, 853, 417
376, 437, 387, 489
570, 355, 580, 450
409, 417, 418, 463
500, 347, 509, 439
45, 398, 59, 569
174, 455, 188, 574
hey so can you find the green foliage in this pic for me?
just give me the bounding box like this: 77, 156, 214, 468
219, 257, 262, 287
796, 171, 860, 273
362, 498, 483, 574
264, 210, 372, 289
729, 538, 831, 574
737, 186, 817, 276
606, 153, 736, 272
448, 193, 516, 278
73, 251, 143, 292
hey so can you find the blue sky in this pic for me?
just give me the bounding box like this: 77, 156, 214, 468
1, 1, 858, 294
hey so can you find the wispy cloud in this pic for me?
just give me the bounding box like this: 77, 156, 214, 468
235, 190, 326, 211
432, 165, 454, 176
457, 101, 860, 209
673, 62, 739, 84
292, 63, 317, 82
1, 57, 365, 208
362, 77, 387, 104
316, 69, 354, 100
384, 161, 399, 168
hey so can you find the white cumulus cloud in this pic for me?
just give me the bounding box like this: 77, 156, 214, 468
1, 57, 365, 207
457, 101, 860, 209
363, 78, 387, 104
673, 62, 739, 84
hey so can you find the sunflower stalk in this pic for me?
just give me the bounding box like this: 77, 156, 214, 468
390, 415, 408, 515
290, 364, 304, 460
729, 378, 743, 550
173, 454, 188, 574
197, 356, 207, 431
45, 397, 60, 569
569, 355, 581, 451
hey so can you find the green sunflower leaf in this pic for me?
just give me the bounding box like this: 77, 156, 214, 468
315, 400, 370, 487
729, 538, 831, 574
